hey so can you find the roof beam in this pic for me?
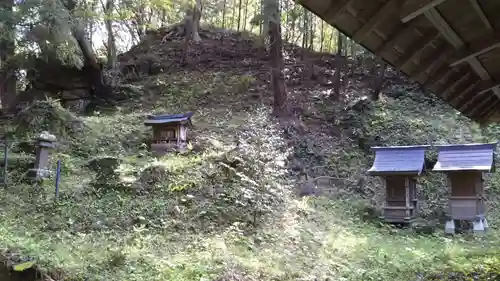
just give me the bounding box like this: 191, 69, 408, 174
450, 31, 500, 67
353, 0, 404, 42
449, 79, 480, 106
411, 42, 450, 77
424, 8, 463, 48
423, 4, 500, 104
470, 96, 498, 118
436, 67, 466, 94
468, 0, 492, 30
375, 18, 422, 55
476, 100, 500, 120
324, 0, 354, 23
441, 71, 472, 100
468, 57, 490, 80
467, 95, 495, 117
459, 89, 488, 112
456, 80, 498, 110
401, 0, 449, 23
478, 84, 500, 95
424, 64, 453, 87
395, 30, 440, 68
479, 101, 500, 123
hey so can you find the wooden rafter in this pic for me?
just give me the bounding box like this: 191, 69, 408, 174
374, 18, 422, 55
480, 102, 500, 122
450, 31, 500, 67
424, 8, 463, 48
436, 67, 466, 94
449, 79, 480, 106
424, 64, 452, 87
441, 71, 472, 100
478, 84, 500, 95
395, 30, 439, 68
416, 45, 454, 82
470, 96, 498, 118
467, 93, 496, 115
459, 90, 487, 112
476, 100, 500, 119
410, 41, 449, 77
468, 0, 492, 30
353, 0, 404, 42
423, 4, 500, 104
323, 0, 354, 23
401, 0, 449, 23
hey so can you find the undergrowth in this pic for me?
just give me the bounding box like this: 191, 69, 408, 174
1, 73, 500, 281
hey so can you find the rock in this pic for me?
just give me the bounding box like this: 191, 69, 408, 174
86, 156, 124, 190
136, 165, 169, 193
86, 156, 121, 175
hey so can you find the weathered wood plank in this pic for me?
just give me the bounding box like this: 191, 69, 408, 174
424, 7, 463, 48
468, 0, 492, 30
401, 0, 449, 23
441, 71, 472, 100
374, 17, 422, 55
395, 30, 439, 68
450, 31, 500, 67
410, 41, 448, 76
352, 0, 404, 42
324, 0, 354, 23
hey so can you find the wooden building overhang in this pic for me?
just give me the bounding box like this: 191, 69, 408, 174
296, 0, 500, 123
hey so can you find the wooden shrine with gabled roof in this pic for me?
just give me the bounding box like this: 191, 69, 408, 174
368, 145, 429, 224
432, 142, 497, 234
144, 112, 194, 156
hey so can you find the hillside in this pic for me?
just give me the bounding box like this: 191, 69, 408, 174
1, 25, 500, 281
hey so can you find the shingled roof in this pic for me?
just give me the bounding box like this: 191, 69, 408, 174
296, 0, 500, 123
144, 112, 194, 125
433, 143, 497, 172
368, 145, 429, 175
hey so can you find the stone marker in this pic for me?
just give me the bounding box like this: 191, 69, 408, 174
27, 131, 56, 180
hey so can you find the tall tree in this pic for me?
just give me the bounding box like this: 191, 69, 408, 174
237, 0, 242, 31
266, 0, 288, 117
102, 0, 118, 86
0, 0, 16, 109
333, 30, 343, 100
181, 0, 203, 64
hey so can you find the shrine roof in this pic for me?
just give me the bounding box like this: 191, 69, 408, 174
432, 142, 497, 172
144, 112, 194, 125
368, 145, 429, 175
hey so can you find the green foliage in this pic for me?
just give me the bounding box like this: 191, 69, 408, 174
11, 99, 86, 141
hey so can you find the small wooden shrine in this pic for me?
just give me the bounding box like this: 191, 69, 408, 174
368, 145, 429, 224
144, 112, 194, 156
433, 143, 497, 234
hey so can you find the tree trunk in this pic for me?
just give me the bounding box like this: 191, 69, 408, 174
0, 0, 16, 109
237, 0, 242, 31
333, 30, 343, 100
243, 0, 249, 30
370, 59, 387, 101
181, 0, 203, 65
192, 0, 203, 42
73, 27, 113, 102
267, 0, 288, 117
103, 0, 117, 86
222, 0, 227, 29
320, 20, 324, 52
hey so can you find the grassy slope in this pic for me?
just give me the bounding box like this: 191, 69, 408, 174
3, 35, 500, 280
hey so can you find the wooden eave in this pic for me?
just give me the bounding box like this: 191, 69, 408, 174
296, 0, 500, 124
